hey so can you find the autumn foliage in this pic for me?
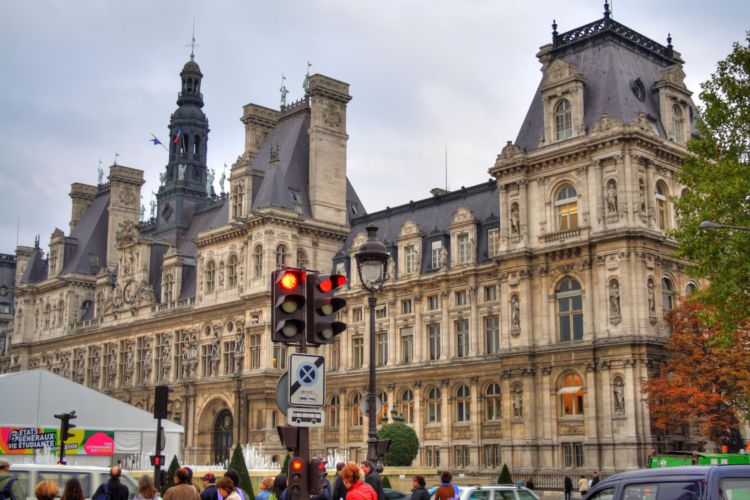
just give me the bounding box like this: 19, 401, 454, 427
643, 301, 750, 444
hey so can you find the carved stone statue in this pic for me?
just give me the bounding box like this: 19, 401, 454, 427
512, 388, 523, 418
206, 168, 215, 197
510, 203, 521, 236
98, 163, 104, 185
647, 280, 656, 314
219, 166, 227, 194
639, 179, 647, 215
468, 238, 476, 261
607, 181, 619, 214
511, 295, 521, 330
613, 382, 625, 415
143, 346, 152, 380
234, 331, 245, 361
609, 280, 621, 317
75, 352, 85, 384
105, 348, 117, 385
439, 246, 448, 269
387, 254, 395, 280
161, 339, 172, 380
91, 349, 101, 385
124, 343, 134, 381
210, 335, 220, 373
178, 164, 186, 181
149, 197, 156, 220
159, 172, 166, 186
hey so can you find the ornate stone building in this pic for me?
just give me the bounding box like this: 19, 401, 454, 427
5, 4, 701, 472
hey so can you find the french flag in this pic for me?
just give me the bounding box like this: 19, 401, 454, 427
173, 128, 182, 145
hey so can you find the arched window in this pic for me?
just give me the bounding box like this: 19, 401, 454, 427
227, 255, 238, 288
400, 389, 414, 424
686, 282, 699, 296
297, 249, 308, 269
57, 300, 65, 326
672, 104, 685, 144
213, 410, 233, 466
44, 304, 51, 328
557, 277, 583, 342
328, 395, 339, 428
253, 245, 263, 278
555, 99, 573, 141
80, 300, 91, 320
351, 393, 363, 427
555, 184, 578, 231
377, 391, 389, 425
232, 184, 244, 218
205, 261, 216, 293
95, 292, 104, 318
455, 385, 471, 422
485, 383, 501, 421
656, 181, 670, 230
662, 277, 675, 333
559, 374, 584, 416
276, 244, 288, 269
163, 273, 174, 303
427, 387, 441, 423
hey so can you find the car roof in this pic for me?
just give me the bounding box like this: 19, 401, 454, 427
600, 464, 750, 484
9, 464, 117, 472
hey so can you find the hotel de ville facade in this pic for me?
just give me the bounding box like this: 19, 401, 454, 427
1, 4, 703, 473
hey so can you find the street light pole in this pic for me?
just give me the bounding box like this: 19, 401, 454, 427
699, 220, 750, 232
354, 225, 390, 464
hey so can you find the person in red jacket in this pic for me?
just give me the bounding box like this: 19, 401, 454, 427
339, 463, 377, 500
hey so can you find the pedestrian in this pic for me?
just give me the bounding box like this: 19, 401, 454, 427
135, 475, 159, 500
34, 481, 58, 500
434, 471, 459, 500
311, 467, 331, 500
360, 461, 384, 500
578, 475, 588, 498
590, 471, 600, 489
184, 468, 201, 497
255, 478, 273, 500
410, 476, 429, 500
221, 471, 246, 500
216, 478, 241, 500
62, 478, 85, 500
0, 458, 25, 500
269, 474, 287, 500
525, 477, 535, 490
563, 476, 573, 500
164, 468, 199, 500
93, 466, 130, 500
201, 473, 218, 500
331, 463, 347, 500
339, 463, 376, 500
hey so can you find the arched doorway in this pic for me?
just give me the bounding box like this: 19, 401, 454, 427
213, 410, 233, 465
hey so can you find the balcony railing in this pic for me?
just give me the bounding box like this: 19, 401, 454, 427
542, 227, 582, 243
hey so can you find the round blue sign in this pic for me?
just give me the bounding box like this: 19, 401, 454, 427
297, 362, 318, 386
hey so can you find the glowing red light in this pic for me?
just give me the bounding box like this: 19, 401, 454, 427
319, 279, 333, 293
280, 272, 299, 290
291, 459, 304, 471
318, 462, 327, 471
333, 275, 347, 287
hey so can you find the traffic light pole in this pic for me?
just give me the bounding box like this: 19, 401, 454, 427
154, 418, 163, 489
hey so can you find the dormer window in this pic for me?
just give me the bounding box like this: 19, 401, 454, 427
405, 245, 417, 274
457, 234, 470, 263
555, 99, 573, 141
672, 104, 686, 144
430, 241, 443, 270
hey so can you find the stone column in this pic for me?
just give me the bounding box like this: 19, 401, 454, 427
339, 388, 349, 447
470, 376, 481, 466
469, 285, 480, 356
440, 379, 451, 466
389, 298, 398, 365
414, 295, 423, 362
440, 291, 450, 360
584, 363, 600, 468
414, 381, 423, 442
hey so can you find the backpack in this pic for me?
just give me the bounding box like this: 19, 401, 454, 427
92, 483, 110, 500
448, 486, 460, 500
0, 478, 17, 500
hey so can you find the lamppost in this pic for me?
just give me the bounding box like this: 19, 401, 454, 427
354, 225, 390, 463
699, 220, 750, 232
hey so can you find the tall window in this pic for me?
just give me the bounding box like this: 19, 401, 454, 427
273, 345, 287, 369
427, 387, 441, 423
555, 99, 572, 141
487, 228, 500, 258
484, 445, 502, 468
376, 332, 388, 366
455, 290, 467, 306
485, 315, 500, 354
484, 285, 497, 302
201, 344, 214, 377
672, 104, 685, 144
330, 340, 340, 371
329, 395, 339, 428
457, 234, 469, 263
297, 249, 308, 269
560, 373, 584, 416
275, 244, 288, 268
375, 306, 387, 319
249, 334, 261, 369
427, 295, 439, 310
223, 340, 236, 375
431, 241, 442, 270
205, 261, 216, 293
428, 323, 441, 360
656, 181, 669, 230
213, 410, 233, 465
400, 327, 414, 364
454, 446, 471, 468
455, 385, 471, 422
400, 390, 414, 423
253, 245, 263, 278
227, 255, 238, 288
353, 308, 363, 322
401, 299, 413, 314
425, 446, 441, 467
555, 184, 578, 231
232, 184, 244, 218
352, 337, 364, 368
405, 245, 417, 273
163, 273, 174, 303
557, 277, 583, 342
563, 443, 584, 468
351, 394, 363, 426
455, 319, 469, 357
485, 383, 501, 421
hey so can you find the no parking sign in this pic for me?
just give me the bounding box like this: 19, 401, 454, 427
288, 353, 325, 407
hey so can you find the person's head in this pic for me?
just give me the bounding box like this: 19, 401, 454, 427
202, 473, 216, 487
35, 480, 59, 500
224, 470, 240, 488
216, 478, 235, 498
580, 475, 585, 479
174, 468, 190, 485
340, 462, 361, 490
137, 475, 157, 499
0, 458, 9, 472
412, 476, 425, 490
272, 474, 287, 498
62, 478, 84, 500
109, 466, 122, 480
185, 467, 194, 482
592, 471, 598, 477
440, 471, 453, 484
336, 462, 345, 473
361, 461, 374, 475
259, 477, 273, 491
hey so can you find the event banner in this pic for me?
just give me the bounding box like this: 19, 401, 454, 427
0, 427, 115, 455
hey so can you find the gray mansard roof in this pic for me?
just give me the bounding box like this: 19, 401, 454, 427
515, 15, 695, 152
61, 192, 109, 275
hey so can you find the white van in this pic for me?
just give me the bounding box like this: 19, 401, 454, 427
7, 464, 138, 500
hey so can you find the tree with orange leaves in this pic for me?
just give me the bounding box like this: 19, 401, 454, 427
643, 301, 750, 446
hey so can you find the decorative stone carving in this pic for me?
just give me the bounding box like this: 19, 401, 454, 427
510, 295, 521, 334
638, 178, 647, 222
613, 377, 625, 416
512, 386, 523, 418
123, 341, 135, 382
210, 335, 221, 374
510, 202, 520, 237
142, 342, 152, 381
606, 179, 619, 216
322, 102, 343, 129
90, 348, 101, 385
161, 337, 172, 381
439, 246, 448, 270
591, 113, 624, 134
609, 280, 621, 325
647, 278, 657, 324
498, 141, 524, 161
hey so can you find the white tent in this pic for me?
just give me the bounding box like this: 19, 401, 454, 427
0, 369, 183, 466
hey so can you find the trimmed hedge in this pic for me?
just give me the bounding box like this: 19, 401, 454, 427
377, 422, 419, 466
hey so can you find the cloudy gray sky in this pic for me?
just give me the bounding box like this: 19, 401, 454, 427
1, 0, 747, 252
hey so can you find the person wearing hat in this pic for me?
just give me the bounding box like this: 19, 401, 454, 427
200, 473, 218, 500
0, 458, 25, 500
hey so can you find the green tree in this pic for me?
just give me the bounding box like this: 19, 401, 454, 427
281, 453, 291, 474
673, 33, 750, 334
498, 464, 512, 485
161, 455, 180, 495
382, 476, 392, 489
377, 422, 419, 466
228, 443, 255, 499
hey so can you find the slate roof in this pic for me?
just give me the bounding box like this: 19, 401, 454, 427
0, 255, 16, 314
515, 16, 695, 152
61, 192, 109, 275
20, 246, 47, 284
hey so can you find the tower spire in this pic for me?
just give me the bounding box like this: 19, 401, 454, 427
188, 20, 198, 61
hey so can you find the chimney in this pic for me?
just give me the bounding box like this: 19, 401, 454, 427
241, 103, 280, 161
69, 183, 98, 232
105, 165, 145, 265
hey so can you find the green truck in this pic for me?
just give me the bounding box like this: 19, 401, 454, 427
648, 451, 750, 468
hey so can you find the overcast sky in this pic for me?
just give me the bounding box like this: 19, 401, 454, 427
1, 0, 747, 253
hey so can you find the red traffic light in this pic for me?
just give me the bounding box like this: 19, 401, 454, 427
280, 271, 302, 290
291, 458, 304, 471
318, 274, 347, 292
317, 460, 328, 471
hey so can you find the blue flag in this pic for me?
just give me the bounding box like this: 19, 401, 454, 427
150, 136, 162, 146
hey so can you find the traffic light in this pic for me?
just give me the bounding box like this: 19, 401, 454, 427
308, 457, 328, 495
54, 411, 77, 442
271, 269, 307, 344
287, 456, 308, 499
150, 455, 165, 467
306, 273, 347, 345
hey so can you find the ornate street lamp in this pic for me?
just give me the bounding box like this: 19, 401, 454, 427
354, 225, 390, 463
699, 220, 750, 232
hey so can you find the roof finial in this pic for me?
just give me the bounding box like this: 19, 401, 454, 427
188, 20, 198, 61
303, 61, 312, 93
280, 73, 288, 108
552, 19, 559, 46
666, 33, 674, 58
603, 1, 610, 19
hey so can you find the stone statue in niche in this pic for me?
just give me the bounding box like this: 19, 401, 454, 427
234, 330, 245, 361
161, 339, 172, 380
512, 388, 523, 418
178, 164, 186, 181
609, 280, 621, 319
613, 381, 625, 415
210, 335, 221, 373
91, 349, 101, 384
439, 246, 448, 269
468, 238, 476, 261
510, 203, 520, 236
639, 178, 647, 218
647, 280, 656, 314
511, 295, 521, 330
607, 180, 619, 214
